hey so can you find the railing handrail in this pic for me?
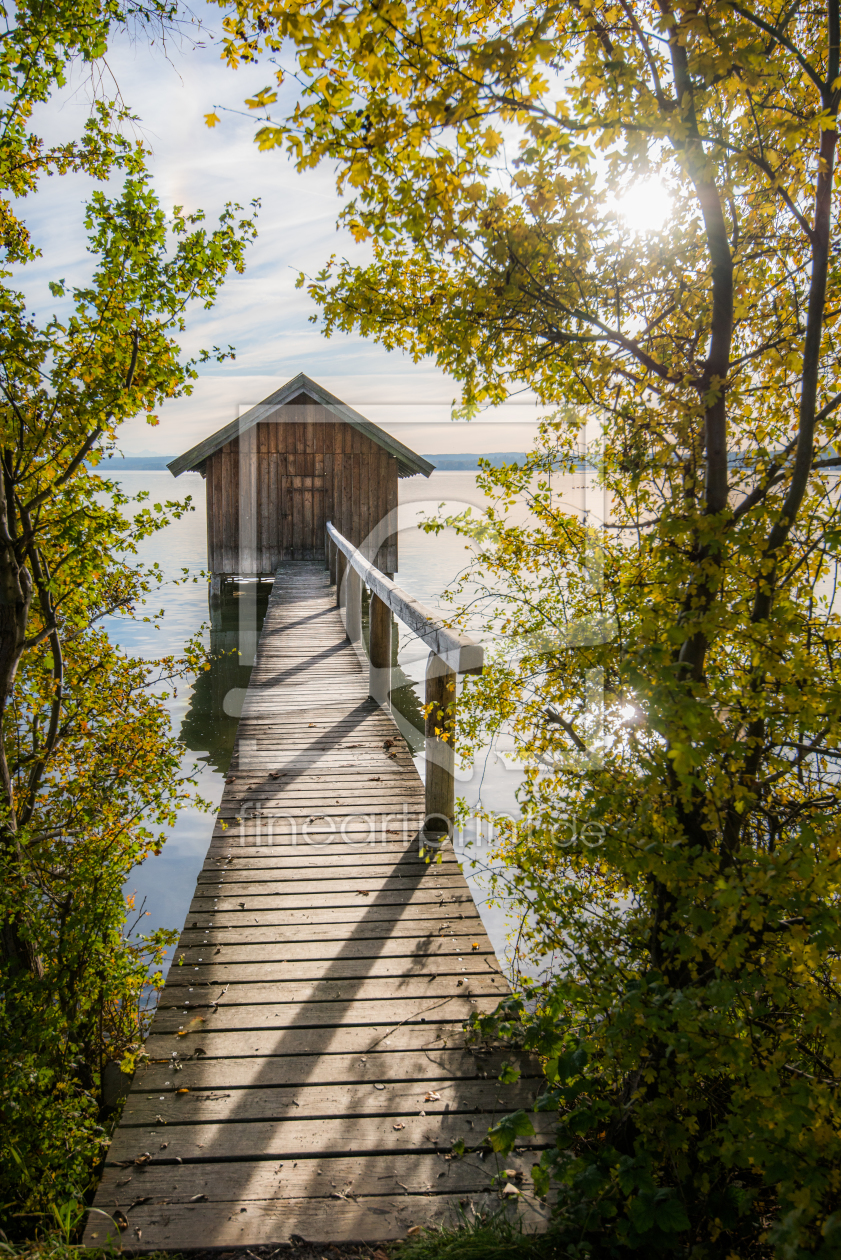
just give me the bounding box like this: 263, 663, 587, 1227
326, 521, 483, 676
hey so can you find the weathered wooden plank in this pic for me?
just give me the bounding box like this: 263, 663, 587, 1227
186, 893, 477, 917
370, 445, 382, 564
159, 993, 505, 1036
143, 1019, 486, 1060
175, 918, 486, 948
191, 883, 475, 906
161, 957, 502, 991
192, 871, 469, 895
122, 1077, 536, 1128
174, 935, 494, 966
87, 1190, 549, 1251
150, 994, 500, 1034
205, 456, 217, 572
304, 473, 313, 557
196, 865, 464, 884
221, 444, 234, 574
156, 974, 504, 1012
133, 1048, 532, 1092
341, 447, 353, 557
106, 1109, 553, 1165
92, 1150, 522, 1205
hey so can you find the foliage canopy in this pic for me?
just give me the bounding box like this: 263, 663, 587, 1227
218, 0, 841, 1252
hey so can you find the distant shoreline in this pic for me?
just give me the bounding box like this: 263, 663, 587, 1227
93, 452, 530, 472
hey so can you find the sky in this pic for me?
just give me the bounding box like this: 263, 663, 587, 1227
15, 2, 549, 459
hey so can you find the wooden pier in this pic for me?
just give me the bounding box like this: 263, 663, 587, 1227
84, 555, 548, 1251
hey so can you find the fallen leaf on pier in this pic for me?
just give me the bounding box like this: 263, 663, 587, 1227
368, 776, 381, 781
356, 890, 370, 896
406, 1227, 423, 1236
129, 1197, 151, 1209
176, 1088, 190, 1095
159, 1142, 168, 1150
308, 722, 316, 727
113, 1211, 129, 1232
226, 776, 236, 783
424, 1091, 441, 1102
189, 1194, 207, 1202
133, 1153, 152, 1166
393, 1122, 405, 1130
176, 1016, 206, 1037
374, 1083, 385, 1090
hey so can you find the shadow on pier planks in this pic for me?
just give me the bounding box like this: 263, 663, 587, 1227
85, 562, 550, 1251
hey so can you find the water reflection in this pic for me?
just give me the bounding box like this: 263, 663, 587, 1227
179, 581, 273, 773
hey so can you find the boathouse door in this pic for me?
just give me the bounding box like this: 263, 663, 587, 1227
281, 474, 326, 559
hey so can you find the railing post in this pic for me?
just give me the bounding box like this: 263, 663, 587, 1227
347, 563, 362, 645
336, 550, 346, 609
369, 592, 391, 709
425, 652, 456, 839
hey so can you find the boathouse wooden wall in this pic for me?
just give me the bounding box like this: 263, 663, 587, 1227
205, 405, 399, 575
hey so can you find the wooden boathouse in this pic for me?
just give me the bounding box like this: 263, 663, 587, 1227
167, 373, 434, 580
82, 382, 549, 1250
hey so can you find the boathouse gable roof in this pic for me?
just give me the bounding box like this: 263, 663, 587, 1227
167, 373, 434, 479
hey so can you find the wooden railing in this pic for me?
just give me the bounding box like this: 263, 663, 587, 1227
325, 521, 483, 839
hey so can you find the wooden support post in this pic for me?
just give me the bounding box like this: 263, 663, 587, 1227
346, 564, 362, 645
209, 574, 223, 604
369, 592, 391, 709
424, 653, 456, 839
336, 550, 346, 609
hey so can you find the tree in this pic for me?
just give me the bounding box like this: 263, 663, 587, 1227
0, 172, 258, 1228
0, 1, 259, 1229
217, 0, 841, 1252
0, 0, 180, 263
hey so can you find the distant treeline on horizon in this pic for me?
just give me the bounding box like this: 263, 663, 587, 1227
91, 450, 797, 474
93, 452, 531, 472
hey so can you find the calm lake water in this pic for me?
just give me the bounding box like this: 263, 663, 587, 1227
104, 469, 588, 976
